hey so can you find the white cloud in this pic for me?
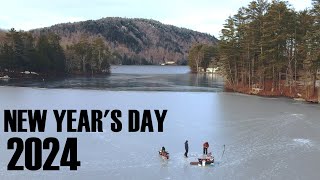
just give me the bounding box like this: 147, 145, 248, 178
0, 11, 85, 31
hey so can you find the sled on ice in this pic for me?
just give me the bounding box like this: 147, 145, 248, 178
190, 153, 214, 166
158, 151, 169, 159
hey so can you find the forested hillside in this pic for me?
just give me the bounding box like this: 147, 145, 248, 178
0, 18, 217, 77
31, 18, 218, 65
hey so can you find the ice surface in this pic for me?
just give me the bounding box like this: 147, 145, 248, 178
0, 87, 319, 180
0, 66, 319, 179
0, 66, 224, 92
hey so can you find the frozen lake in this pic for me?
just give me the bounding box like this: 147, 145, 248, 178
0, 66, 320, 180
0, 66, 224, 92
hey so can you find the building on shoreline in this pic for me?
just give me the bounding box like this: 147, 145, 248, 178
160, 61, 176, 66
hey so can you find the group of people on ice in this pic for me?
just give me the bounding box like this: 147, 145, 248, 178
160, 140, 211, 158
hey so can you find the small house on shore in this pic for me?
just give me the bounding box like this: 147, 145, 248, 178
206, 67, 219, 73
161, 61, 176, 66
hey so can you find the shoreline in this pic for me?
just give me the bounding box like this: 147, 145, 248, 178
1, 69, 319, 104
0, 71, 111, 80
225, 84, 319, 104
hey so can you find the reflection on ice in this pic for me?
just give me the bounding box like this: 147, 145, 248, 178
0, 66, 224, 92
293, 139, 313, 147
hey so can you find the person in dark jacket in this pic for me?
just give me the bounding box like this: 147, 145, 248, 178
203, 142, 209, 155
184, 140, 189, 157
161, 146, 166, 153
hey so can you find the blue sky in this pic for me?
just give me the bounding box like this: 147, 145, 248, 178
0, 0, 313, 37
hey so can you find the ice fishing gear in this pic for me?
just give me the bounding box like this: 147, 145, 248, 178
220, 144, 226, 160
159, 150, 169, 159
190, 153, 214, 166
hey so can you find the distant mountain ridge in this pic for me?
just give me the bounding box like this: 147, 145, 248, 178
31, 17, 218, 65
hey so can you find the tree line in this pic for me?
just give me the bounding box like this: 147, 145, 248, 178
0, 28, 111, 76
188, 0, 320, 99
188, 44, 218, 73
219, 0, 320, 98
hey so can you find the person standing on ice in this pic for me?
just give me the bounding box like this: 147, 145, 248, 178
161, 146, 166, 153
184, 140, 189, 157
203, 142, 209, 155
